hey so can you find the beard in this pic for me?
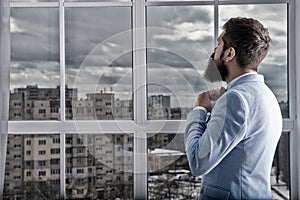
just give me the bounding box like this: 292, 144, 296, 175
203, 53, 228, 82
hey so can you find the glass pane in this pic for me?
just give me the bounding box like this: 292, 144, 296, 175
65, 7, 132, 120
65, 0, 129, 2
271, 132, 290, 199
4, 134, 61, 199
66, 134, 133, 199
148, 132, 290, 200
219, 4, 288, 117
147, 6, 216, 120
10, 0, 57, 2
148, 133, 201, 199
146, 0, 207, 1
10, 8, 60, 120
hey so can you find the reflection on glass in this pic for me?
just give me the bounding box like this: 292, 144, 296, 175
65, 7, 132, 120
9, 8, 60, 120
64, 0, 129, 2
271, 132, 290, 199
147, 133, 201, 199
147, 6, 215, 120
66, 134, 133, 199
4, 134, 61, 199
10, 0, 57, 2
220, 4, 288, 117
146, 0, 206, 1
148, 132, 290, 200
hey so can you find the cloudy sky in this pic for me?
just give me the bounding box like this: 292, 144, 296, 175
10, 3, 288, 109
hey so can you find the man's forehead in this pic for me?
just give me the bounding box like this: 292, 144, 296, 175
217, 31, 225, 41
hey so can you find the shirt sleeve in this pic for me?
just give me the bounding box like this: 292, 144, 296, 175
184, 91, 248, 176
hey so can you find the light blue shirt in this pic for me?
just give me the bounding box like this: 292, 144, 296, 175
185, 73, 282, 199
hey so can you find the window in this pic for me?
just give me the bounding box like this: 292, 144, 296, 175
26, 140, 32, 145
77, 169, 84, 174
66, 134, 133, 198
51, 169, 60, 175
77, 189, 84, 195
14, 144, 21, 149
66, 168, 72, 174
53, 138, 60, 144
3, 0, 296, 200
14, 155, 21, 159
38, 140, 46, 145
38, 150, 46, 155
38, 109, 46, 114
38, 160, 46, 166
38, 171, 46, 176
76, 148, 84, 154
25, 161, 33, 167
50, 159, 60, 165
26, 171, 31, 177
51, 148, 60, 154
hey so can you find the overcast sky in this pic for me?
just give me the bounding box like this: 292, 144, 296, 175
10, 3, 288, 108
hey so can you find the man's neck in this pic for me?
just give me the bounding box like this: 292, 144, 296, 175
225, 68, 256, 83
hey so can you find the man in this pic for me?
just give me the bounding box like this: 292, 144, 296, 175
184, 17, 282, 199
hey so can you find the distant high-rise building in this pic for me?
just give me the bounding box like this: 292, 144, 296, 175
6, 85, 135, 199
114, 98, 133, 119
148, 95, 171, 119
87, 93, 114, 120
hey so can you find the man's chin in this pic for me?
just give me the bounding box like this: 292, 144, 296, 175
203, 58, 223, 82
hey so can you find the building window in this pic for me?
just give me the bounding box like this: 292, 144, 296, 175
26, 151, 31, 156
66, 168, 72, 174
13, 113, 21, 117
38, 109, 46, 114
77, 189, 84, 195
13, 155, 21, 159
38, 140, 46, 145
50, 158, 60, 165
50, 107, 59, 113
26, 140, 32, 145
52, 138, 60, 144
51, 169, 60, 175
51, 148, 60, 154
38, 160, 46, 166
26, 171, 31, 177
38, 171, 46, 176
76, 148, 84, 154
38, 150, 46, 155
14, 144, 21, 149
25, 161, 32, 166
14, 102, 21, 107
77, 169, 84, 174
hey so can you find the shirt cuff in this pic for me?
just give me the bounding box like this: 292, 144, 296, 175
193, 106, 207, 113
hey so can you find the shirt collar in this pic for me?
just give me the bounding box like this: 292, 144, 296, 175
227, 72, 257, 89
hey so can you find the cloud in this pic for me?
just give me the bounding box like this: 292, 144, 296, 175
65, 7, 131, 68
259, 63, 287, 102
10, 4, 288, 105
11, 8, 59, 62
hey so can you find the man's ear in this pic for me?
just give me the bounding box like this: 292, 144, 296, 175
224, 47, 236, 63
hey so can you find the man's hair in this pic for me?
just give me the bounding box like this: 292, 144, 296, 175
222, 17, 271, 70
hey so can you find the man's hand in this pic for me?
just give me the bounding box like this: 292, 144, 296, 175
194, 91, 213, 112
194, 87, 226, 112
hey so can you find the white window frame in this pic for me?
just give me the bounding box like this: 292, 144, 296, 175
0, 0, 299, 199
